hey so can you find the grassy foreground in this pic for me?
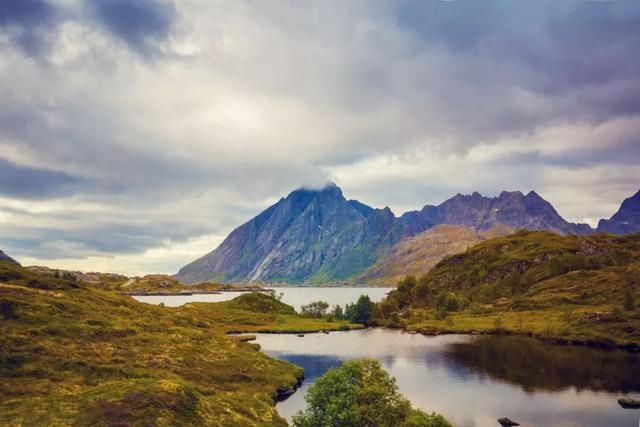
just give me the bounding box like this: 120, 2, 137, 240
0, 261, 352, 426
376, 231, 640, 349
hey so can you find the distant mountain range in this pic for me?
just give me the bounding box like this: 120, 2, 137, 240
176, 185, 640, 285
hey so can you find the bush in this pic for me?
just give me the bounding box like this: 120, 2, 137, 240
292, 358, 451, 427
300, 301, 330, 318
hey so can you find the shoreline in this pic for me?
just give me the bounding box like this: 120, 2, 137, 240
404, 326, 640, 352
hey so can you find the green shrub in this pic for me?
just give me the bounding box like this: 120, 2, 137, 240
292, 359, 451, 427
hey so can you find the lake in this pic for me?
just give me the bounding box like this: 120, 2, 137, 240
255, 329, 640, 427
133, 286, 391, 311
134, 286, 640, 426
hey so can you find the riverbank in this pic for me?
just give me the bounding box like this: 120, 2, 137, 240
394, 307, 640, 352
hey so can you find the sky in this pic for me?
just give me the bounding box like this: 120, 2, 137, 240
1, 0, 639, 275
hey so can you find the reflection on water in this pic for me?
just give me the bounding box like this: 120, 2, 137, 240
255, 329, 640, 427
446, 335, 640, 393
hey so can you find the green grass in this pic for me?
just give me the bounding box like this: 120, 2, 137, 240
0, 261, 351, 426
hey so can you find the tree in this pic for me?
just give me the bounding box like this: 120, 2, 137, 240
292, 358, 451, 427
332, 304, 345, 320
345, 295, 375, 325
301, 301, 330, 318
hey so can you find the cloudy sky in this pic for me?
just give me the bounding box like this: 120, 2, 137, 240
1, 0, 639, 275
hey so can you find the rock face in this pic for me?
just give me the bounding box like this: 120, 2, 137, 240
597, 190, 640, 234
0, 250, 18, 265
176, 185, 638, 285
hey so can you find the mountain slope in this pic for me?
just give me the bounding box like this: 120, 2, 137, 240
358, 224, 515, 285
597, 190, 640, 234
176, 184, 406, 284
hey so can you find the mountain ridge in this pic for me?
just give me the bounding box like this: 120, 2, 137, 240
176, 185, 640, 285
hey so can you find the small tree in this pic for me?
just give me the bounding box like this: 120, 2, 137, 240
300, 301, 330, 318
345, 295, 376, 325
292, 358, 451, 427
332, 304, 345, 320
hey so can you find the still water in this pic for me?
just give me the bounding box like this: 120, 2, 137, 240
134, 286, 391, 311
255, 329, 640, 427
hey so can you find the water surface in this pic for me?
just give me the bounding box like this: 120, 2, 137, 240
134, 286, 391, 310
255, 329, 640, 427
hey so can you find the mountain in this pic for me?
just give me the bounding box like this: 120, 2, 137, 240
176, 184, 405, 284
0, 250, 18, 265
597, 190, 640, 234
176, 185, 637, 285
401, 190, 591, 235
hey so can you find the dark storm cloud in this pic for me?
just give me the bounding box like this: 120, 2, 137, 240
0, 0, 58, 56
0, 0, 177, 57
89, 0, 177, 55
0, 158, 83, 199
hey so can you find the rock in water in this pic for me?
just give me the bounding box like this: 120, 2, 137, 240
497, 418, 520, 426
618, 397, 640, 409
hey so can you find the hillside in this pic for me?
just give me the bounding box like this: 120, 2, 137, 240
376, 231, 640, 348
357, 225, 500, 285
0, 259, 352, 425
178, 185, 640, 285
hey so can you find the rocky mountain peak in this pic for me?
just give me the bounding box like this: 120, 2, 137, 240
597, 189, 640, 234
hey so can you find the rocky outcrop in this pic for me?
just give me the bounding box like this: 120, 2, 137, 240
597, 190, 640, 234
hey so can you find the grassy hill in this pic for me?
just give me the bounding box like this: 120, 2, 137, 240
0, 260, 352, 426
376, 231, 640, 349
